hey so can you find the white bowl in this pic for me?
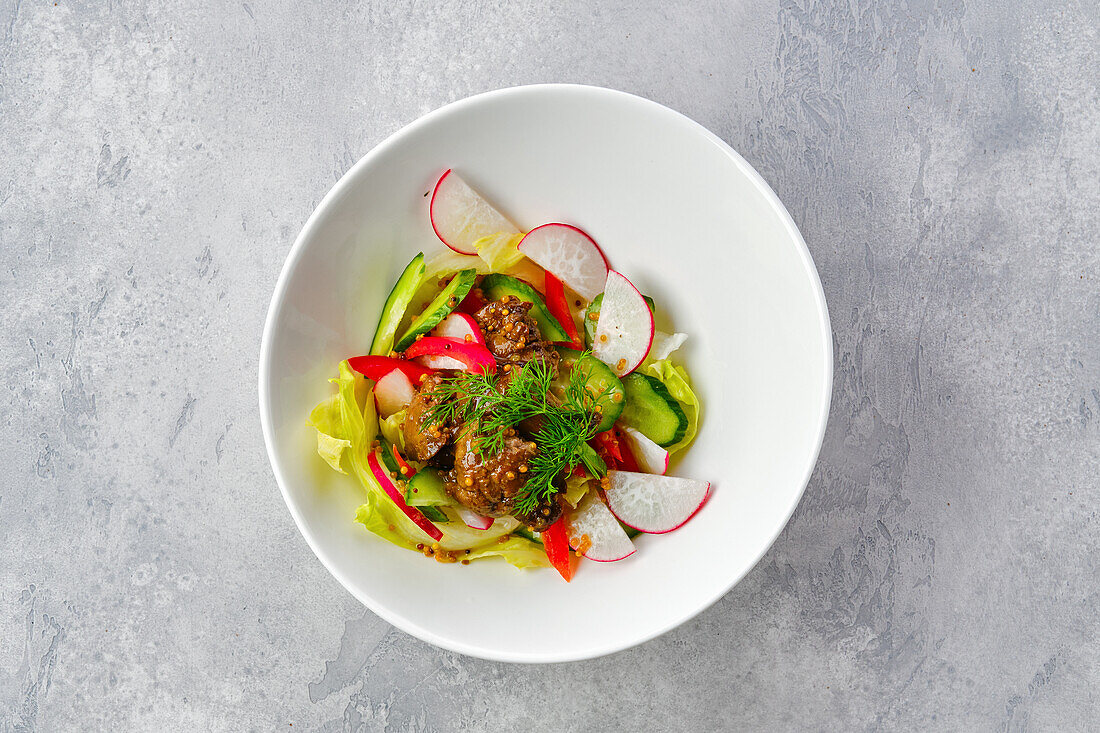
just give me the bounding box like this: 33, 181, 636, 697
259, 84, 831, 663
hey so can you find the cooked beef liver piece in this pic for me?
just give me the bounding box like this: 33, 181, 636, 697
446, 425, 564, 531
401, 372, 458, 463
473, 296, 560, 374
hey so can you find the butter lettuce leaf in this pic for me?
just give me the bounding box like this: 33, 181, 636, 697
563, 471, 591, 508
307, 393, 351, 473
425, 250, 490, 278
466, 537, 552, 569
379, 409, 406, 451
474, 231, 525, 272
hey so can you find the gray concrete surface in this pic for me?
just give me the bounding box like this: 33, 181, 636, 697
2, 0, 1098, 730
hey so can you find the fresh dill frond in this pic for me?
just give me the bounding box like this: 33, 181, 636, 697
419, 354, 606, 514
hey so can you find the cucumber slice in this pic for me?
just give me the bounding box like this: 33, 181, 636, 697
618, 372, 688, 446
480, 273, 570, 342
404, 468, 455, 507
370, 253, 426, 355
513, 527, 543, 544
557, 348, 625, 432
394, 269, 477, 351
418, 505, 449, 522
583, 292, 655, 348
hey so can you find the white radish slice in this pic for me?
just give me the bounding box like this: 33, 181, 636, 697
413, 353, 467, 370
431, 312, 485, 345
604, 470, 711, 534
648, 331, 687, 362
566, 493, 635, 562
517, 223, 609, 301
591, 271, 655, 376
414, 314, 484, 370
454, 506, 494, 530
619, 427, 670, 475
373, 370, 416, 418
430, 170, 519, 255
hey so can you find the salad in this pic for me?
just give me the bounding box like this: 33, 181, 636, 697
307, 170, 708, 581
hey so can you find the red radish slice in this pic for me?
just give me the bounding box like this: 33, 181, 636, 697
591, 271, 655, 376
604, 470, 710, 534
348, 355, 432, 385
373, 369, 416, 417
431, 312, 485, 345
619, 427, 670, 475
403, 337, 496, 375
454, 506, 495, 530
430, 170, 519, 255
518, 223, 609, 301
367, 451, 443, 541
565, 493, 635, 562
415, 314, 488, 369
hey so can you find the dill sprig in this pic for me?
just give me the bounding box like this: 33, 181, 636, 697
422, 354, 610, 514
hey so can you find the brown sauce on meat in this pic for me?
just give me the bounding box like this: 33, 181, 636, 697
403, 296, 567, 531
402, 372, 458, 463
474, 295, 560, 375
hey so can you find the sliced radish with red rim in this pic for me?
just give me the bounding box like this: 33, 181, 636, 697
431, 312, 485, 345
619, 427, 670, 475
366, 451, 443, 541
454, 507, 494, 530
430, 170, 519, 255
403, 336, 496, 375
348, 355, 432, 385
604, 470, 710, 534
373, 369, 416, 418
565, 493, 635, 562
414, 314, 488, 370
518, 223, 609, 301
591, 271, 655, 376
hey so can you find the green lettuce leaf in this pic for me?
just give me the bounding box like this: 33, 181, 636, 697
474, 231, 525, 272
562, 471, 591, 508
311, 361, 435, 546
645, 358, 700, 455
356, 502, 548, 568
424, 232, 530, 280
425, 250, 491, 278
379, 409, 406, 451
354, 493, 424, 551
466, 537, 552, 569
307, 393, 351, 473
436, 510, 514, 547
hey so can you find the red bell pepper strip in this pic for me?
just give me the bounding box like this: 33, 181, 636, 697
391, 444, 413, 478
543, 271, 583, 348
402, 337, 497, 375
591, 428, 639, 472
366, 450, 443, 541
457, 287, 487, 315
348, 355, 432, 385
542, 516, 575, 582
615, 430, 640, 472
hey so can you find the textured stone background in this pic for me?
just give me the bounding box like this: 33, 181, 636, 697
2, 0, 1098, 730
